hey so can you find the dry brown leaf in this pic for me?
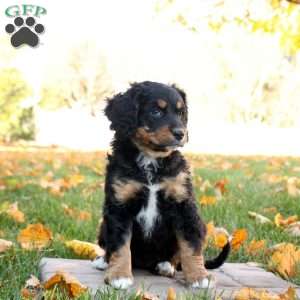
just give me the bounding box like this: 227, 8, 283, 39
17, 223, 53, 250
167, 287, 176, 300
274, 213, 298, 227
65, 240, 104, 259
21, 275, 41, 299
279, 287, 297, 300
43, 272, 87, 298
214, 178, 229, 196
62, 204, 91, 221
268, 243, 300, 279
199, 195, 217, 206
285, 222, 300, 237
231, 229, 248, 251
136, 289, 160, 300
246, 239, 266, 255
6, 202, 25, 223
0, 239, 13, 253
248, 211, 272, 224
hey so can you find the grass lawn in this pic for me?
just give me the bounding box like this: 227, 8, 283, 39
0, 149, 299, 299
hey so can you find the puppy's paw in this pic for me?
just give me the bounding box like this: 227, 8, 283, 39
156, 261, 175, 277
91, 256, 108, 270
190, 276, 216, 289
110, 277, 133, 289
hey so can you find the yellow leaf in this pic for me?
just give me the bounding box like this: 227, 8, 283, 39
214, 232, 228, 248
0, 239, 13, 253
248, 211, 272, 224
231, 229, 248, 251
21, 275, 41, 299
17, 223, 53, 250
167, 287, 176, 300
268, 243, 300, 279
274, 213, 298, 227
279, 287, 297, 300
246, 239, 266, 255
43, 272, 87, 298
65, 240, 104, 259
234, 287, 281, 300
6, 202, 25, 223
206, 221, 215, 237
200, 195, 217, 206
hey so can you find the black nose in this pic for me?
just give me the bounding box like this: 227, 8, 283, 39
172, 128, 184, 141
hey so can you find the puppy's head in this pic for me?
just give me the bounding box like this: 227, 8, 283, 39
105, 81, 188, 157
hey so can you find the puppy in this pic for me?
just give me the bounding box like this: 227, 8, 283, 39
93, 81, 230, 289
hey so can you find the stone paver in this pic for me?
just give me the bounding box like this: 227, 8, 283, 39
39, 258, 299, 299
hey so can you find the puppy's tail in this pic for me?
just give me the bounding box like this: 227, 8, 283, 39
204, 241, 231, 269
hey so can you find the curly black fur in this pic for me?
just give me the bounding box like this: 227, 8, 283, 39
98, 81, 230, 273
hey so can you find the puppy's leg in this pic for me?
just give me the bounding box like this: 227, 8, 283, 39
100, 215, 133, 289
175, 201, 215, 288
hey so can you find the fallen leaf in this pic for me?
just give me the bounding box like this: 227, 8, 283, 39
199, 180, 212, 192
214, 232, 228, 248
43, 272, 87, 298
234, 287, 279, 300
279, 287, 297, 300
21, 275, 41, 299
268, 243, 300, 279
274, 213, 298, 227
17, 223, 53, 250
214, 178, 229, 198
206, 221, 215, 237
167, 287, 176, 300
200, 195, 217, 206
248, 211, 272, 224
286, 177, 300, 197
246, 239, 266, 255
136, 289, 160, 300
0, 239, 13, 253
285, 222, 300, 237
62, 204, 91, 221
6, 202, 25, 223
65, 240, 104, 259
231, 229, 248, 251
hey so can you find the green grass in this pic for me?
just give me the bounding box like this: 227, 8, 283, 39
0, 150, 299, 299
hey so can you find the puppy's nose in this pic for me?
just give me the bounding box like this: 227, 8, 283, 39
172, 128, 184, 141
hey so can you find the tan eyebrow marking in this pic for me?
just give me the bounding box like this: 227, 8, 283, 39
157, 99, 167, 109
176, 100, 184, 109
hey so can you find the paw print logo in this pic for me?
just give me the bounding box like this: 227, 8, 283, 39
5, 16, 45, 48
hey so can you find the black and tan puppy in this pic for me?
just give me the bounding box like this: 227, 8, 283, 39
93, 81, 230, 289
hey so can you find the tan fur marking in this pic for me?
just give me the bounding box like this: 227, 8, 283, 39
157, 99, 167, 109
161, 172, 188, 202
176, 100, 184, 109
112, 179, 142, 203
152, 126, 173, 145
178, 238, 209, 283
104, 237, 133, 282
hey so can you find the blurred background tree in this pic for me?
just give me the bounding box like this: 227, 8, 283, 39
39, 42, 113, 114
155, 0, 300, 126
0, 68, 33, 142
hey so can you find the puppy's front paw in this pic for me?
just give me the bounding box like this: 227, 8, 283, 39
156, 261, 175, 277
110, 277, 133, 289
91, 256, 108, 270
190, 276, 216, 289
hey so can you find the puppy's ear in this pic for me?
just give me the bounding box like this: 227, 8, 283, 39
170, 83, 187, 104
104, 83, 143, 137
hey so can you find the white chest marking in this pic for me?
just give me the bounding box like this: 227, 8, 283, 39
136, 184, 160, 238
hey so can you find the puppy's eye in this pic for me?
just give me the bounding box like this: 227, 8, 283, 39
150, 109, 163, 118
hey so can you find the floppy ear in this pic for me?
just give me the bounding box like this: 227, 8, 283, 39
104, 83, 143, 138
170, 83, 187, 104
